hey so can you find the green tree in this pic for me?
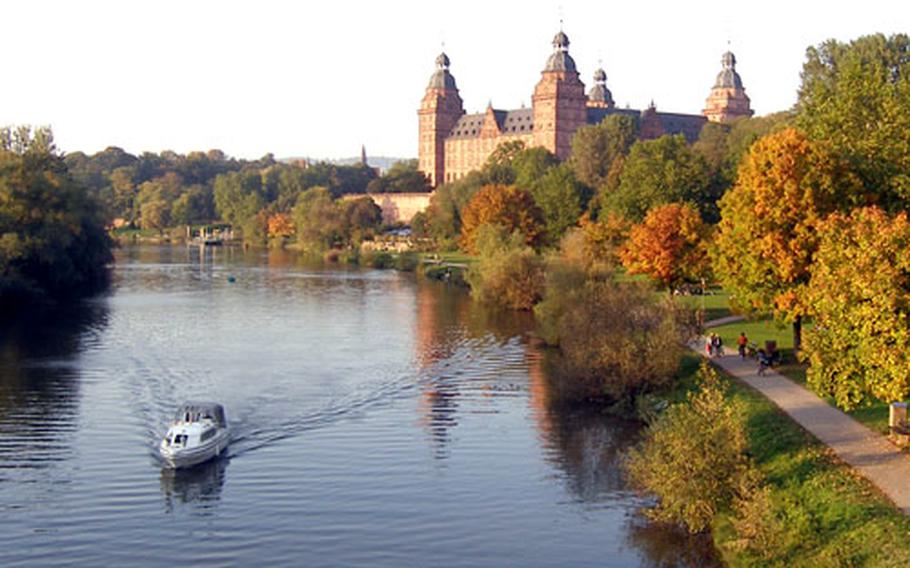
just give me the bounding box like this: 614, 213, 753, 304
213, 169, 266, 230
0, 126, 112, 304
625, 363, 753, 533
293, 187, 342, 249
512, 147, 560, 191
712, 128, 860, 350
804, 207, 910, 410
465, 224, 545, 310
342, 196, 382, 243
797, 33, 910, 208
528, 164, 589, 244
569, 114, 638, 190
607, 134, 715, 222
366, 160, 431, 193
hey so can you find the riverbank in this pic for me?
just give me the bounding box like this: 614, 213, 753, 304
659, 355, 910, 565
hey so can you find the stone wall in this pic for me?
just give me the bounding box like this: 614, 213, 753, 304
360, 192, 433, 225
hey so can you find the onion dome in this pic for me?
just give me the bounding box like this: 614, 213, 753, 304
713, 51, 744, 89
587, 67, 614, 107
544, 30, 576, 72
427, 52, 458, 90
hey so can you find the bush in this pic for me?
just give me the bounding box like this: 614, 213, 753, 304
625, 363, 754, 533
535, 254, 692, 401
465, 224, 544, 310
393, 252, 419, 272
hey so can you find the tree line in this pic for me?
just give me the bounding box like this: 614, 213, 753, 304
422, 33, 910, 412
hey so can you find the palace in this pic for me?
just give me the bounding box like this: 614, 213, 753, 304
418, 30, 753, 187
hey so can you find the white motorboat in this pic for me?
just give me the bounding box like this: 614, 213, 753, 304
159, 402, 230, 469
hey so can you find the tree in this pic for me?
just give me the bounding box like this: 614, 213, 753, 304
797, 34, 910, 208
459, 184, 545, 253
626, 363, 753, 533
0, 126, 112, 304
712, 128, 860, 351
620, 203, 710, 290
366, 160, 430, 194
213, 169, 266, 231
569, 114, 638, 190
483, 140, 526, 185
422, 172, 487, 249
342, 196, 382, 242
804, 207, 910, 410
267, 212, 295, 241
606, 134, 715, 222
528, 164, 589, 244
533, 257, 690, 401
466, 224, 545, 311
512, 147, 560, 191
293, 187, 342, 249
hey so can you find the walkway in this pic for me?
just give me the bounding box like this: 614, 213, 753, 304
697, 320, 910, 515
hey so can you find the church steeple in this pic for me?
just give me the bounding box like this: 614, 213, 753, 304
703, 50, 753, 122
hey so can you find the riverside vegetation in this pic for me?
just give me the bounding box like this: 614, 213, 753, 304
4, 31, 910, 564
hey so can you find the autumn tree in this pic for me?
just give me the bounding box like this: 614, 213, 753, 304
797, 34, 910, 208
712, 128, 859, 350
606, 134, 715, 222
267, 212, 295, 242
804, 207, 910, 410
459, 184, 545, 254
620, 203, 710, 290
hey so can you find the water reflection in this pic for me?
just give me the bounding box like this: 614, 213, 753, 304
160, 458, 229, 513
626, 519, 723, 568
0, 301, 110, 472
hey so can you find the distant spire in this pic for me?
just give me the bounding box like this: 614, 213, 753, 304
361, 145, 367, 166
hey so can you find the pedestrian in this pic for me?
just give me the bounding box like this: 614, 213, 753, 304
711, 333, 723, 357
737, 332, 748, 359
757, 349, 770, 376
706, 333, 714, 357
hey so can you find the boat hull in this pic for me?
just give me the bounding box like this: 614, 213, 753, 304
159, 429, 230, 469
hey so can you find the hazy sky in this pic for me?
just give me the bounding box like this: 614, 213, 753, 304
2, 0, 907, 160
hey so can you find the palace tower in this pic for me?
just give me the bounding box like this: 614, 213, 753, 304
418, 31, 752, 187
703, 51, 753, 122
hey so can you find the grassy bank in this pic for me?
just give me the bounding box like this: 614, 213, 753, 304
708, 316, 891, 436
664, 356, 910, 565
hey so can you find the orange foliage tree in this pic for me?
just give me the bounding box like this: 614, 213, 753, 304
620, 203, 710, 290
712, 128, 859, 350
267, 212, 295, 240
459, 184, 544, 254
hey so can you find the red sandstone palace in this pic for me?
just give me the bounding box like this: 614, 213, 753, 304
418, 30, 753, 187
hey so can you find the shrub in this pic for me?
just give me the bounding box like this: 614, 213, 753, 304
535, 255, 692, 401
465, 224, 545, 310
625, 363, 753, 533
393, 252, 419, 272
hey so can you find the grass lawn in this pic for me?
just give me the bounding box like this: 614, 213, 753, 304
674, 288, 734, 323
418, 251, 476, 265
708, 316, 893, 437
670, 356, 910, 565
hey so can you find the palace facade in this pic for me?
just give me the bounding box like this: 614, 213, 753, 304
418, 30, 753, 187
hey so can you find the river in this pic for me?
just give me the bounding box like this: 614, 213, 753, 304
0, 245, 719, 566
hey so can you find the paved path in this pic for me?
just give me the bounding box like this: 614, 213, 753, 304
692, 332, 910, 514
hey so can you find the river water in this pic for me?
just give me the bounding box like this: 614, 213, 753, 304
0, 245, 719, 566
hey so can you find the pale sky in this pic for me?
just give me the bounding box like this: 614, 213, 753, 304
2, 0, 907, 160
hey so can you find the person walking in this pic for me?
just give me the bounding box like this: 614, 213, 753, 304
737, 332, 748, 359
711, 333, 723, 357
